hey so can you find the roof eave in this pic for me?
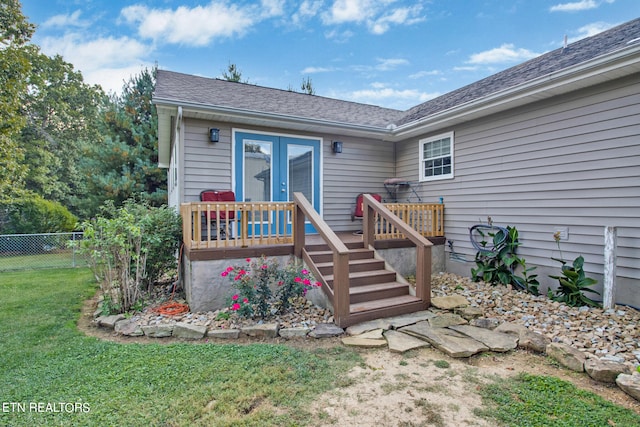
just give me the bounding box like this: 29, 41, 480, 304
389, 45, 640, 141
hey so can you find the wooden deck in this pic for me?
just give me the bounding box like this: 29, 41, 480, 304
182, 194, 444, 327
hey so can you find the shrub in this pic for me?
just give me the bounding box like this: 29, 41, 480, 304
222, 256, 321, 319
77, 200, 182, 313
548, 232, 600, 307
0, 194, 77, 234
471, 224, 539, 295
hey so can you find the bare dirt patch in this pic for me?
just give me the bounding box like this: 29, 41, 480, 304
308, 347, 640, 427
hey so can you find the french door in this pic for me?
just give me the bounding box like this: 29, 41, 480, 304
234, 131, 320, 233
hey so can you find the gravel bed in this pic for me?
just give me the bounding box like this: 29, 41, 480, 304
135, 273, 639, 365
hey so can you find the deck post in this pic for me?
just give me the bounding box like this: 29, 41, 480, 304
293, 203, 305, 258
363, 200, 375, 248
333, 251, 350, 326
603, 226, 617, 310
415, 244, 432, 307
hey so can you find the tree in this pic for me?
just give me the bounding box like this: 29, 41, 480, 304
0, 0, 35, 197
80, 66, 167, 215
221, 62, 249, 83
301, 76, 315, 95
19, 51, 106, 212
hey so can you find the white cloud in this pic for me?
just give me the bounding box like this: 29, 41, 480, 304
39, 33, 152, 94
369, 5, 425, 35
292, 0, 324, 24
42, 10, 89, 28
550, 0, 598, 12
346, 85, 439, 107
322, 0, 424, 34
323, 0, 373, 24
120, 2, 264, 46
375, 58, 409, 71
467, 43, 540, 65
569, 21, 617, 42
301, 66, 336, 73
409, 70, 442, 79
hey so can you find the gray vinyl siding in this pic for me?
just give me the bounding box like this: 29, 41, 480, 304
323, 135, 395, 231
396, 74, 640, 306
180, 119, 395, 230
182, 118, 233, 200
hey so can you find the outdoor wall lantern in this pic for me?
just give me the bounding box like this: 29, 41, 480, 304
209, 128, 220, 143
332, 140, 343, 154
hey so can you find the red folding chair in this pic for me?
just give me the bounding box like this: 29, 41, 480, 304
351, 193, 382, 234
200, 190, 236, 239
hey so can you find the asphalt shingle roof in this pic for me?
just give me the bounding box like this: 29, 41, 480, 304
397, 17, 640, 126
154, 71, 404, 128
154, 18, 640, 129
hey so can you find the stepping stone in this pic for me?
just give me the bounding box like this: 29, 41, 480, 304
584, 358, 631, 383
279, 327, 311, 338
241, 323, 279, 338
384, 330, 430, 353
114, 319, 144, 337
141, 324, 174, 338
309, 323, 344, 338
448, 324, 517, 352
341, 337, 388, 348
455, 306, 484, 320
207, 328, 240, 339
546, 342, 585, 372
616, 373, 640, 401
431, 295, 469, 310
345, 311, 435, 335
97, 314, 126, 329
429, 313, 467, 328
356, 329, 385, 340
173, 322, 206, 339
494, 322, 550, 353
400, 321, 488, 358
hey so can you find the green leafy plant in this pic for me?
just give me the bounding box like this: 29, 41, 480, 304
471, 224, 539, 295
548, 232, 600, 307
76, 199, 182, 313
221, 256, 321, 319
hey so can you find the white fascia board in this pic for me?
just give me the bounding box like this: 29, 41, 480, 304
152, 98, 390, 139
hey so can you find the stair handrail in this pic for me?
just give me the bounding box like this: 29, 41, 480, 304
362, 193, 432, 307
292, 192, 351, 326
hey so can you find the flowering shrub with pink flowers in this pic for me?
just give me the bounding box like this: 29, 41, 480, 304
221, 256, 321, 319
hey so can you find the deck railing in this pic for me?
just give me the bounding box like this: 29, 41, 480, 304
362, 194, 432, 308
180, 202, 295, 249
374, 203, 444, 239
180, 200, 444, 250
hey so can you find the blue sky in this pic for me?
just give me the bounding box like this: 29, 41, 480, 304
23, 0, 640, 110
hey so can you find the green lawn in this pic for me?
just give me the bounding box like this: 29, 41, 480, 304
477, 372, 640, 426
2, 269, 639, 427
0, 268, 360, 426
0, 250, 86, 271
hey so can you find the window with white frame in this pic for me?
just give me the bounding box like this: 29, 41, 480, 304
419, 132, 454, 181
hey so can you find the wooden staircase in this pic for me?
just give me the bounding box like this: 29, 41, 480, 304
305, 241, 427, 327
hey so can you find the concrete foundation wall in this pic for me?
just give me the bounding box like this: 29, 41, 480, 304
183, 254, 293, 313
183, 243, 445, 313
378, 243, 445, 278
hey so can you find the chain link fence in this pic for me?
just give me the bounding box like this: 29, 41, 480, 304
0, 232, 86, 271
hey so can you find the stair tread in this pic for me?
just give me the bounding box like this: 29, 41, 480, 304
349, 281, 409, 294
325, 269, 396, 281
315, 258, 382, 268
350, 295, 422, 313
307, 248, 373, 256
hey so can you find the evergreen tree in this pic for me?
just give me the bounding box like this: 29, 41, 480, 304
80, 66, 166, 216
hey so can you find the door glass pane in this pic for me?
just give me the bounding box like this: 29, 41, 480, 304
287, 145, 313, 203
244, 141, 271, 202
